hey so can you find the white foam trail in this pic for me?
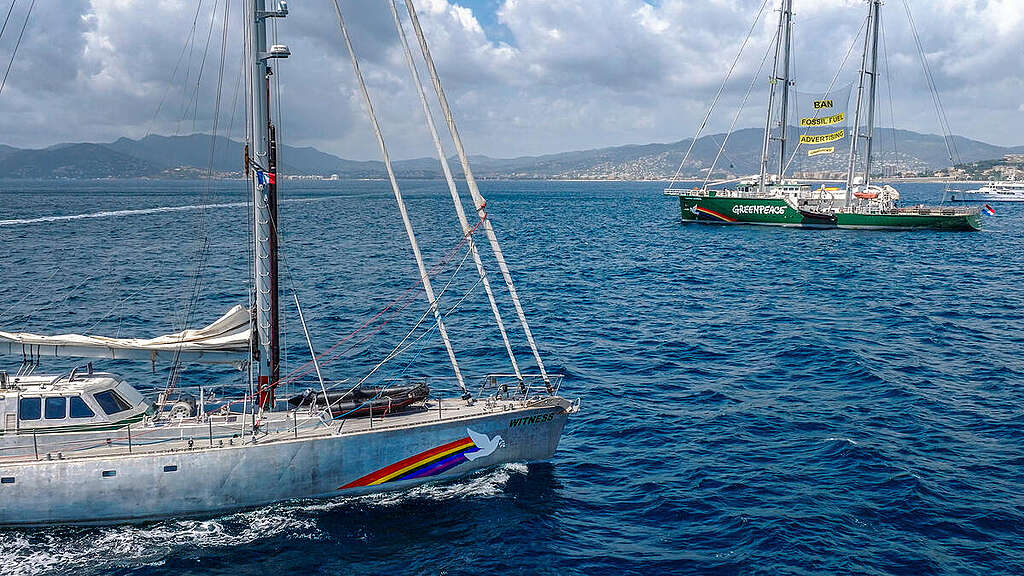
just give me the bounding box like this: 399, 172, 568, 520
0, 196, 343, 227
0, 463, 528, 575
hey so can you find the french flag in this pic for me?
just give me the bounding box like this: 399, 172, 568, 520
256, 170, 276, 186
983, 204, 995, 216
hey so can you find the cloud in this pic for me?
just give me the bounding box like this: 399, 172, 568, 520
0, 0, 1020, 160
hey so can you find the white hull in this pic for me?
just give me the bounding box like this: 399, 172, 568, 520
0, 396, 573, 526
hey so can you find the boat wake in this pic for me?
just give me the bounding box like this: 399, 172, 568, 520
0, 464, 527, 576
0, 196, 343, 227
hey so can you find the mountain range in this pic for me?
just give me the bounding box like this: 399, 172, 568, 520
0, 131, 1020, 180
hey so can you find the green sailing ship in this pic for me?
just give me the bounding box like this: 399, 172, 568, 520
666, 0, 980, 231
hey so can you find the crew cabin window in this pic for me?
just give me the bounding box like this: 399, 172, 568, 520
19, 397, 41, 420
69, 396, 95, 418
44, 397, 67, 420
93, 390, 132, 415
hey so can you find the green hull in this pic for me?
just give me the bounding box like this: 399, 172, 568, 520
679, 195, 980, 231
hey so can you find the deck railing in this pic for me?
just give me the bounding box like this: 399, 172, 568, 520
0, 373, 566, 465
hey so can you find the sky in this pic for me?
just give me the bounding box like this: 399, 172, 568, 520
0, 0, 1021, 160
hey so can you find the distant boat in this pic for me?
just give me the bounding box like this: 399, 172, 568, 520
949, 180, 1024, 202
0, 0, 576, 526
665, 0, 980, 231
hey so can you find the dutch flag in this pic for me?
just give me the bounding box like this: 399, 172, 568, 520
983, 204, 996, 216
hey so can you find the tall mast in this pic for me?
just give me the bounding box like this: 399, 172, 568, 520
861, 0, 882, 187
846, 0, 880, 202
246, 0, 289, 409
759, 0, 793, 191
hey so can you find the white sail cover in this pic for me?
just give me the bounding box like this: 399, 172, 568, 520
0, 305, 251, 367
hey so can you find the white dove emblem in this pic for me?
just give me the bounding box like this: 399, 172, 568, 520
464, 428, 505, 461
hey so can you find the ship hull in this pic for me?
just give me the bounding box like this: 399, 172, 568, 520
679, 195, 980, 231
0, 398, 572, 526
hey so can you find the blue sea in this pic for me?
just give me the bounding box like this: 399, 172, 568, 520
0, 179, 1022, 575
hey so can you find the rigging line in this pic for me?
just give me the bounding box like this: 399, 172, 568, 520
0, 0, 34, 98
349, 244, 475, 395
267, 240, 476, 403
330, 0, 467, 394
380, 321, 438, 397
176, 0, 205, 136
880, 19, 899, 176
82, 275, 162, 333
708, 134, 740, 174
781, 14, 867, 175
161, 0, 230, 410
703, 27, 777, 190
366, 254, 483, 396
273, 229, 477, 391
0, 265, 60, 324
145, 0, 205, 138
667, 0, 772, 188
206, 0, 230, 181
388, 0, 522, 381
270, 219, 487, 391
901, 0, 958, 167
187, 0, 222, 134
0, 0, 18, 45
227, 51, 245, 144
403, 0, 550, 388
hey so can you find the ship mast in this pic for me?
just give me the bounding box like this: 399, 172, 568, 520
245, 0, 289, 409
759, 0, 793, 192
846, 0, 881, 203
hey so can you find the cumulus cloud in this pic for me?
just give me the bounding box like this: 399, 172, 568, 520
0, 0, 1020, 159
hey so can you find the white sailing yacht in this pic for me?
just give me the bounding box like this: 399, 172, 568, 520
0, 0, 576, 526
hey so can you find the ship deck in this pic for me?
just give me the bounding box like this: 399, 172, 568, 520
2, 395, 571, 466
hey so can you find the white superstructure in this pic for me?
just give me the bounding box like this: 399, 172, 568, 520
950, 180, 1024, 202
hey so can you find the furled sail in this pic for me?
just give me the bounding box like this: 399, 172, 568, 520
0, 305, 251, 367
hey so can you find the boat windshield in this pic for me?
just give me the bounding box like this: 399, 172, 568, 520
93, 390, 132, 415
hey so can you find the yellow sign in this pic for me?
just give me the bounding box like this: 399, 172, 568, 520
800, 129, 845, 145
808, 146, 835, 157
801, 112, 845, 127
814, 99, 834, 109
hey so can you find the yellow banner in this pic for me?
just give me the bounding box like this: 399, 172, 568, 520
801, 112, 845, 127
800, 129, 845, 145
808, 146, 835, 157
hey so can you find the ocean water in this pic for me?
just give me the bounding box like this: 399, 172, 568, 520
0, 179, 1022, 575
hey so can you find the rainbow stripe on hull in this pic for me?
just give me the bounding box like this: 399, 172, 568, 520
693, 206, 738, 223
340, 436, 480, 489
